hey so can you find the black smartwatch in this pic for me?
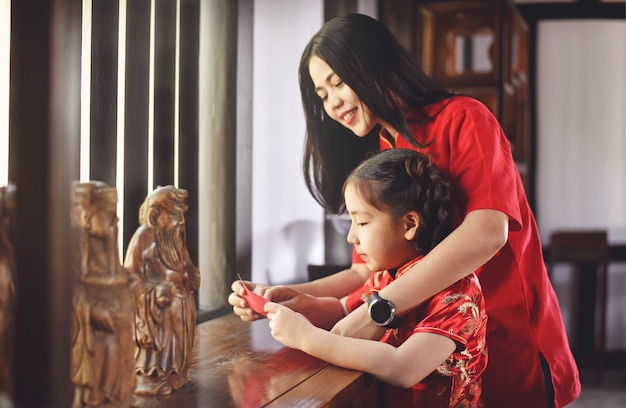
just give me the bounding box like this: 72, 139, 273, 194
367, 292, 400, 329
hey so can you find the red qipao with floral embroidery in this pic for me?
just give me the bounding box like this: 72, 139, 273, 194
346, 256, 487, 407
351, 95, 580, 407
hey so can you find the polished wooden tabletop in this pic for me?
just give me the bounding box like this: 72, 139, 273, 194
131, 313, 375, 407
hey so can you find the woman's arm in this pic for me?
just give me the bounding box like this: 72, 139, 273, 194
331, 209, 508, 338
266, 302, 456, 388
229, 262, 369, 322
289, 262, 370, 298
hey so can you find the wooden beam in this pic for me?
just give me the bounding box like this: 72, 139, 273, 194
9, 0, 81, 406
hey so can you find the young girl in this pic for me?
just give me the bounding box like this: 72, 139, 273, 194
265, 148, 487, 407
231, 13, 579, 408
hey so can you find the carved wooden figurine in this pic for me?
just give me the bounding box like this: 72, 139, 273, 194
0, 184, 16, 407
124, 185, 200, 396
70, 181, 136, 407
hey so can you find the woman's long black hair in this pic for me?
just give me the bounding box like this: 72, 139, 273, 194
300, 13, 453, 213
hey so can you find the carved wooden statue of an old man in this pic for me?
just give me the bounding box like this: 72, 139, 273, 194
124, 185, 200, 396
70, 181, 136, 407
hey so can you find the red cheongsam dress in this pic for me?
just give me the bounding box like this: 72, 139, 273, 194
346, 256, 487, 408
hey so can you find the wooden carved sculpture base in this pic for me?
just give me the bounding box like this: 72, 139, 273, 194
0, 184, 17, 407
71, 282, 136, 407
125, 185, 200, 396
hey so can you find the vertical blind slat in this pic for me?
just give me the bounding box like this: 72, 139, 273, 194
179, 0, 200, 263
89, 0, 119, 186
152, 0, 177, 188
123, 0, 151, 249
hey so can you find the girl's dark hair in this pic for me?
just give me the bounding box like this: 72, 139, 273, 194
344, 148, 453, 255
300, 13, 453, 213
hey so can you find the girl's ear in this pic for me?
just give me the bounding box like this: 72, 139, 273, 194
403, 211, 419, 240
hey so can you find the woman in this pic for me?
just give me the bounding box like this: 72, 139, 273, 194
230, 14, 579, 408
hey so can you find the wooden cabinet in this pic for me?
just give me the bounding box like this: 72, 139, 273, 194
380, 0, 530, 191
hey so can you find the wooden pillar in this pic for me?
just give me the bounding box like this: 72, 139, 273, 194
9, 0, 81, 406
324, 0, 356, 20
198, 0, 238, 310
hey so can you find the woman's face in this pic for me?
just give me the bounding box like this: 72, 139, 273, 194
308, 56, 378, 137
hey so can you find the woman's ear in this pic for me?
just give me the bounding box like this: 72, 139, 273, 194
403, 211, 419, 240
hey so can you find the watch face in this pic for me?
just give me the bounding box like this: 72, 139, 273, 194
370, 300, 392, 325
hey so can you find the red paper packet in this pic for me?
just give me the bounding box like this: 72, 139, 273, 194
237, 274, 269, 317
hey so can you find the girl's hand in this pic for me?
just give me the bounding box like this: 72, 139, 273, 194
330, 302, 385, 340
265, 286, 345, 329
228, 279, 270, 321
265, 302, 314, 350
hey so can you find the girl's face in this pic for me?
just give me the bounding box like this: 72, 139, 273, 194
309, 56, 378, 137
344, 184, 419, 272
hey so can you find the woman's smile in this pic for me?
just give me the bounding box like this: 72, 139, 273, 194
341, 108, 357, 125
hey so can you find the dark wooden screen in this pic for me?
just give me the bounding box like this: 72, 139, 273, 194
8, 0, 200, 405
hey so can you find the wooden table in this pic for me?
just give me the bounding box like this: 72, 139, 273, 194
132, 313, 377, 407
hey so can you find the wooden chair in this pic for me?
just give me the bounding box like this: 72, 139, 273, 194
547, 230, 609, 384
307, 264, 349, 281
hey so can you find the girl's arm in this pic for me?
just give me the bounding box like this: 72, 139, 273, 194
332, 209, 508, 338
229, 262, 369, 322
266, 302, 456, 388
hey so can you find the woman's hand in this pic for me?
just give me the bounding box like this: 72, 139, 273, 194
265, 302, 314, 350
330, 302, 385, 340
228, 279, 270, 321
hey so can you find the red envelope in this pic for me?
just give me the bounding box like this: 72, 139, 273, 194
237, 274, 269, 317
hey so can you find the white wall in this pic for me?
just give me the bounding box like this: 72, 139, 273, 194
250, 0, 379, 284
536, 20, 626, 350
251, 1, 326, 284
536, 20, 626, 244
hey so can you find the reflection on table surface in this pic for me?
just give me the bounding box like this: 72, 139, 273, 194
131, 313, 374, 407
